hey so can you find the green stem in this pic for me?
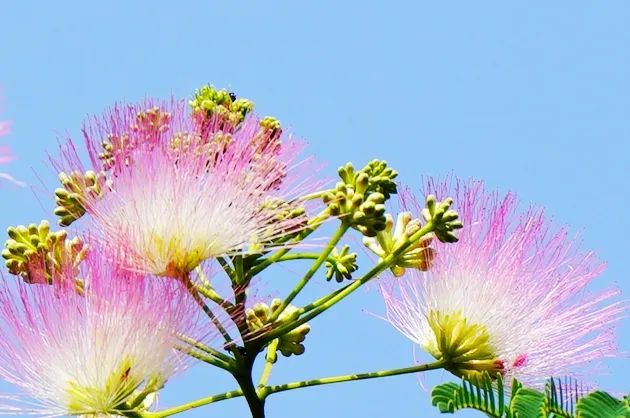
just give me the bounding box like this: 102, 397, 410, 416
141, 389, 243, 418
216, 256, 235, 281
259, 221, 435, 343
257, 339, 279, 391
177, 333, 234, 364
299, 285, 346, 314
263, 360, 445, 397
174, 344, 233, 371
299, 190, 328, 201
193, 280, 235, 311
184, 276, 234, 344
249, 209, 331, 277
233, 352, 267, 418
233, 255, 245, 285
274, 252, 327, 262
141, 360, 444, 418
269, 222, 349, 322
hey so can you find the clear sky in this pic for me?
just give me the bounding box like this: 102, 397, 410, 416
0, 2, 628, 417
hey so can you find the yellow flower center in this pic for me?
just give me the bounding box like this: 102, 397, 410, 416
425, 310, 504, 382
150, 233, 207, 278
66, 358, 140, 415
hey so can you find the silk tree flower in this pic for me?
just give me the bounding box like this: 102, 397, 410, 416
0, 250, 201, 416
55, 99, 317, 277
382, 179, 624, 387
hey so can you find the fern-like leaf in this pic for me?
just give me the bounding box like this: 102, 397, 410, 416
431, 374, 628, 418
545, 377, 586, 418
430, 372, 505, 417
510, 388, 547, 418
576, 391, 630, 418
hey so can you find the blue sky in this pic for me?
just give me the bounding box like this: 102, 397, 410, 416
0, 1, 628, 417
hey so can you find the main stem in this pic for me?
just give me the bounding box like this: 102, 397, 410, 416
234, 348, 266, 418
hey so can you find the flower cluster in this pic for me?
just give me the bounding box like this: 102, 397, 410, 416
0, 85, 624, 418
55, 94, 316, 278
382, 179, 624, 386
0, 250, 202, 416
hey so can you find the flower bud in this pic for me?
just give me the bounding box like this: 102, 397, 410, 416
422, 195, 463, 243
323, 161, 398, 236
364, 212, 435, 276
2, 220, 88, 284
246, 298, 311, 358
190, 84, 254, 129
54, 170, 111, 226
325, 245, 358, 282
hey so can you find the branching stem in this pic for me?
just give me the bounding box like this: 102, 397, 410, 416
269, 221, 349, 322
141, 360, 444, 418
258, 221, 435, 344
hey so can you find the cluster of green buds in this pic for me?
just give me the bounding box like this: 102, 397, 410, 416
360, 159, 398, 199
363, 212, 435, 277
246, 299, 310, 358
54, 170, 111, 227
323, 160, 398, 237
422, 195, 463, 243
189, 84, 254, 128
325, 245, 358, 282
2, 220, 88, 284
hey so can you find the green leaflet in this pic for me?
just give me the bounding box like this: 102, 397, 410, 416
576, 391, 630, 418
431, 372, 506, 417
430, 373, 629, 418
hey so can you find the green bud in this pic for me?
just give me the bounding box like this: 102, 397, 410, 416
190, 84, 254, 129
360, 159, 398, 199
245, 298, 311, 358
364, 212, 436, 276
422, 195, 463, 243
325, 245, 358, 282
54, 171, 110, 227
2, 220, 88, 284
322, 162, 394, 237
259, 116, 281, 134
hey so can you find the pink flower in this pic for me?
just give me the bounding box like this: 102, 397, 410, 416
0, 249, 202, 416
55, 98, 318, 277
382, 178, 624, 386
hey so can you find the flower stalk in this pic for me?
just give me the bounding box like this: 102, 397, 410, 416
141, 360, 445, 418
